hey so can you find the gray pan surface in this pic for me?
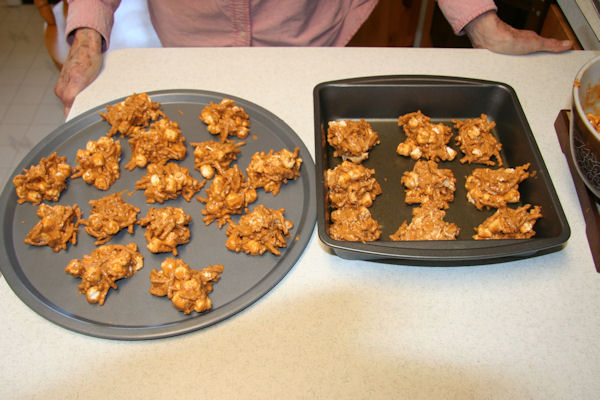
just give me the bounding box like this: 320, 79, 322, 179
0, 89, 316, 340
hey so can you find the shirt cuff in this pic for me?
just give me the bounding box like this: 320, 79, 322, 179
437, 0, 498, 35
65, 0, 120, 51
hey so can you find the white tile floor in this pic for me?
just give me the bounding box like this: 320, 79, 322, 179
0, 1, 64, 189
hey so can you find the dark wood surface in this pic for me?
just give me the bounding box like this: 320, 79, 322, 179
554, 110, 600, 273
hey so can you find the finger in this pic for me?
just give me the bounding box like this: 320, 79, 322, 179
535, 37, 572, 53
54, 79, 75, 116
488, 29, 572, 55
510, 30, 572, 54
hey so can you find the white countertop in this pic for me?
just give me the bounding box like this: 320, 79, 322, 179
1, 47, 600, 399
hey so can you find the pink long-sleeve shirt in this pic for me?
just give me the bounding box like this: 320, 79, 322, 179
66, 0, 496, 50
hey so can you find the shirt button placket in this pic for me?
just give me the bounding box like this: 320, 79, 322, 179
231, 0, 251, 46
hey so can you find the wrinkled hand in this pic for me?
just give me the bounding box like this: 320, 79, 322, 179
465, 11, 573, 55
54, 28, 103, 117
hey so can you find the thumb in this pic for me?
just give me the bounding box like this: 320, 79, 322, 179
508, 28, 573, 54
532, 37, 573, 53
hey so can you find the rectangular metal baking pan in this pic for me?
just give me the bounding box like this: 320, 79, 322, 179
314, 75, 570, 265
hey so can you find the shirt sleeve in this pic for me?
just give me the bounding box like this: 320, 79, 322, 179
437, 0, 497, 35
65, 0, 121, 51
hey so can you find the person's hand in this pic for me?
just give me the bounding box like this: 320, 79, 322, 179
54, 28, 104, 117
465, 11, 573, 55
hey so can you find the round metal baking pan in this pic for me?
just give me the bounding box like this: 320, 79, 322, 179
0, 89, 316, 340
